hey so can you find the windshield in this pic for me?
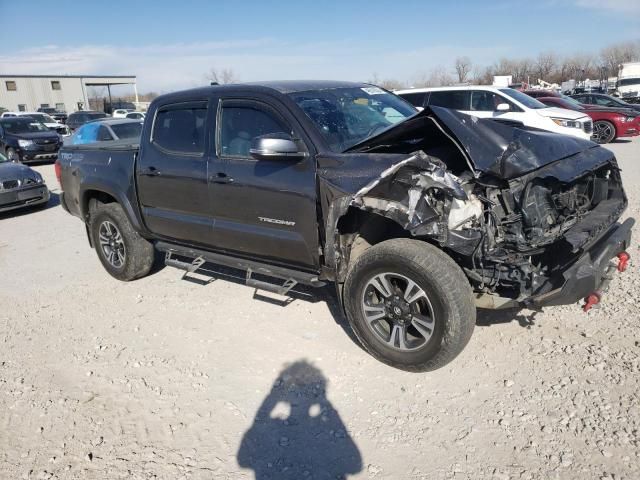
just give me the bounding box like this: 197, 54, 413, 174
288, 86, 417, 152
557, 95, 584, 109
499, 88, 548, 109
25, 113, 55, 123
618, 78, 640, 87
0, 151, 8, 163
1, 119, 49, 133
111, 122, 143, 139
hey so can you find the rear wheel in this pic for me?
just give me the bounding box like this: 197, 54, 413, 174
592, 120, 616, 144
343, 238, 476, 372
89, 202, 154, 281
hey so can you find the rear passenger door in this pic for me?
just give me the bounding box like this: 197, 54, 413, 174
208, 96, 320, 270
136, 101, 215, 247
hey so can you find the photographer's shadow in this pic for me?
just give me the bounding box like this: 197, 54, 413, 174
237, 360, 362, 480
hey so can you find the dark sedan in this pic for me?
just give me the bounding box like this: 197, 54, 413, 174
0, 151, 50, 213
571, 93, 640, 114
0, 117, 63, 163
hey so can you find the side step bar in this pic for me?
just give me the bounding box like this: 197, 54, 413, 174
156, 241, 326, 294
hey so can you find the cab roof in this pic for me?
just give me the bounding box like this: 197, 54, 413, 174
157, 80, 374, 102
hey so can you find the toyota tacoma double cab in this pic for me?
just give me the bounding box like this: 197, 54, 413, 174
57, 81, 634, 371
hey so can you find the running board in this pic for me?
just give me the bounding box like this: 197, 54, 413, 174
156, 241, 326, 292
165, 253, 205, 273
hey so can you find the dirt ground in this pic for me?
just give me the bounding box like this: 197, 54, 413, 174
1, 137, 639, 480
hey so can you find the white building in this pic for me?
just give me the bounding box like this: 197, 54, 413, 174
0, 74, 137, 113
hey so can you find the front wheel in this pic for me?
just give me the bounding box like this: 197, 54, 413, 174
592, 120, 616, 144
6, 148, 21, 163
89, 202, 154, 281
343, 239, 476, 372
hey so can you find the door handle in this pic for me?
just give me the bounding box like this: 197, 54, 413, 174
141, 166, 162, 177
211, 172, 234, 184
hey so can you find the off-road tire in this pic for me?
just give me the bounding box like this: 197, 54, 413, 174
89, 202, 154, 281
593, 120, 616, 144
343, 238, 475, 372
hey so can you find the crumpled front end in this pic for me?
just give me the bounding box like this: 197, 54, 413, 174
323, 110, 633, 308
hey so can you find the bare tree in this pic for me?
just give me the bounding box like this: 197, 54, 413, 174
471, 65, 494, 85
378, 78, 405, 90
454, 56, 473, 83
368, 72, 380, 85
206, 68, 239, 85
600, 40, 640, 76
534, 51, 558, 82
429, 66, 454, 87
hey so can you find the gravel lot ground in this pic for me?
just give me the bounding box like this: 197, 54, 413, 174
1, 137, 639, 480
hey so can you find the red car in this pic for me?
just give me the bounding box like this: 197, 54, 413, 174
538, 96, 640, 143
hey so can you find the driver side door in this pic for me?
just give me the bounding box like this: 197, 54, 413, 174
208, 97, 320, 270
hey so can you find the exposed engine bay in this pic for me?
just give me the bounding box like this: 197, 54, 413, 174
321, 107, 630, 306
344, 150, 626, 303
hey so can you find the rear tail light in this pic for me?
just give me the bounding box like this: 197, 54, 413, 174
54, 159, 62, 187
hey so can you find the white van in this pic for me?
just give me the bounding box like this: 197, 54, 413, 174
395, 86, 593, 140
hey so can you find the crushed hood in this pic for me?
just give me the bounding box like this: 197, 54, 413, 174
346, 106, 605, 179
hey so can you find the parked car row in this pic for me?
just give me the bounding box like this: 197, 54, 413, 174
1, 111, 70, 135
396, 86, 594, 140
397, 86, 640, 144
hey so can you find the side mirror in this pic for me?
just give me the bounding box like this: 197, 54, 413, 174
496, 103, 510, 112
250, 133, 306, 161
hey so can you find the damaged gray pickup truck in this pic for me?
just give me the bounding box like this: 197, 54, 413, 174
57, 81, 634, 371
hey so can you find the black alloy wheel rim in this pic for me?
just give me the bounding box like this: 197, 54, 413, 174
98, 220, 126, 268
361, 272, 436, 351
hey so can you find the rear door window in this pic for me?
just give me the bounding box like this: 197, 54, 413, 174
427, 91, 471, 110
152, 103, 208, 154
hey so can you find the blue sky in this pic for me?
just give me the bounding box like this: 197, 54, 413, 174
0, 0, 638, 92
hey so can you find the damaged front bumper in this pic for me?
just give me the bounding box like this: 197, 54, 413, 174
477, 217, 634, 309
530, 217, 634, 307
